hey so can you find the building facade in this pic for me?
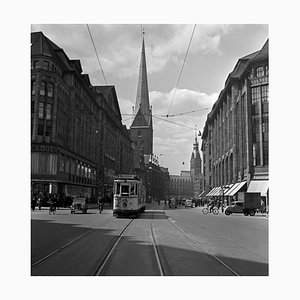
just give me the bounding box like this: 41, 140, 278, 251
31, 31, 133, 203
201, 40, 269, 208
169, 171, 193, 199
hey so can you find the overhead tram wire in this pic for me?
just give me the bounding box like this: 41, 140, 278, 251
86, 24, 108, 85
166, 24, 197, 118
121, 107, 211, 119
152, 115, 195, 130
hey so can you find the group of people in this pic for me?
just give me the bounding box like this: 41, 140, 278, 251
31, 193, 61, 211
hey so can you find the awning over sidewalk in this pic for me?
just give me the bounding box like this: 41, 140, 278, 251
206, 187, 217, 196
247, 180, 269, 197
199, 190, 209, 197
224, 183, 239, 196
226, 181, 247, 196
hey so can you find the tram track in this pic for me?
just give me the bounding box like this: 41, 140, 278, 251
166, 211, 240, 276
94, 204, 166, 276
149, 206, 165, 276
31, 218, 113, 270
93, 218, 134, 275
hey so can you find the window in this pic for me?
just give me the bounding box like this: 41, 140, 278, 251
32, 81, 36, 95
45, 125, 51, 136
256, 66, 264, 77
33, 60, 39, 69
121, 185, 129, 196
59, 158, 65, 172
42, 61, 49, 70
46, 104, 52, 120
37, 122, 44, 136
265, 65, 268, 76
130, 184, 135, 196
40, 81, 46, 96
47, 83, 54, 97
38, 102, 44, 119
115, 183, 121, 195
251, 87, 261, 116
137, 130, 141, 137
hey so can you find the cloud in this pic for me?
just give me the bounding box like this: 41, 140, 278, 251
31, 24, 234, 82
119, 88, 218, 174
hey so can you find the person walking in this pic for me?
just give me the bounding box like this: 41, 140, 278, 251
98, 197, 104, 214
31, 196, 37, 211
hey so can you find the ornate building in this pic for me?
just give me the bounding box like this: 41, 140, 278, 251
31, 31, 133, 202
201, 40, 269, 208
190, 133, 203, 197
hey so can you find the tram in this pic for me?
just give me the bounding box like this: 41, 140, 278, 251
113, 174, 146, 217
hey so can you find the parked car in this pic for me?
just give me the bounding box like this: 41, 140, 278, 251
185, 199, 194, 208
70, 198, 88, 214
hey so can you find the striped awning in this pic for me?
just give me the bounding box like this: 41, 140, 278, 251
226, 181, 247, 196
207, 187, 217, 196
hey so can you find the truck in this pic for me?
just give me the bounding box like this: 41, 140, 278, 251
224, 192, 261, 216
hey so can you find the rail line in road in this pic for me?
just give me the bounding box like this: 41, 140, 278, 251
94, 206, 165, 276
31, 218, 113, 270
93, 218, 134, 275
167, 214, 240, 276
149, 209, 165, 276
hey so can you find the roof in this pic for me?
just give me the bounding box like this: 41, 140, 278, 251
201, 39, 269, 133
133, 37, 152, 126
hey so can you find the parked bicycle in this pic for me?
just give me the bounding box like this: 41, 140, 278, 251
202, 206, 219, 215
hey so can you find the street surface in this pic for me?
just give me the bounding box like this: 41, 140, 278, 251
31, 204, 268, 276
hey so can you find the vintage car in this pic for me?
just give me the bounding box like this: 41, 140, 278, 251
70, 197, 88, 214
185, 199, 194, 208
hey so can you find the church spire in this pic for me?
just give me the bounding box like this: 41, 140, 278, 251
134, 31, 151, 123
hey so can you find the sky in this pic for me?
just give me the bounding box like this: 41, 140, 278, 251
30, 24, 268, 174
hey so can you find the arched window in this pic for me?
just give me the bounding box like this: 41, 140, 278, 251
40, 81, 46, 96
47, 83, 54, 97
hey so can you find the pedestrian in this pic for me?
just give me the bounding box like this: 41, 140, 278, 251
38, 197, 42, 210
98, 197, 104, 214
31, 195, 37, 211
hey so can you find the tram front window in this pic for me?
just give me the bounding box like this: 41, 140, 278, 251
121, 185, 129, 196
115, 183, 121, 195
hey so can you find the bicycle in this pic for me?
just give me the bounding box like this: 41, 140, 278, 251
202, 206, 219, 215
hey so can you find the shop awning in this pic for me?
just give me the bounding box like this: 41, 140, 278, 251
211, 187, 221, 196
199, 190, 211, 197
247, 180, 269, 197
207, 187, 217, 196
226, 181, 247, 196
224, 183, 239, 196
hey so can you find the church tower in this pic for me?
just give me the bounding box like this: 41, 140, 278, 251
130, 31, 153, 168
190, 129, 202, 197
190, 129, 202, 179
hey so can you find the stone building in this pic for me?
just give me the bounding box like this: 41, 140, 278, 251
31, 31, 133, 202
169, 171, 193, 199
201, 40, 269, 208
190, 134, 203, 197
